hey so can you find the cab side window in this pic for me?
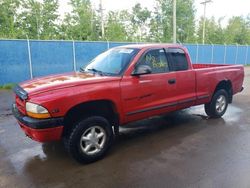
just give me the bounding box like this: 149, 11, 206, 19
167, 48, 189, 71
138, 49, 169, 74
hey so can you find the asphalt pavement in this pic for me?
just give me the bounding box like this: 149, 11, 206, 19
0, 67, 250, 188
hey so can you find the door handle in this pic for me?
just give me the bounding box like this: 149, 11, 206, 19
168, 79, 176, 84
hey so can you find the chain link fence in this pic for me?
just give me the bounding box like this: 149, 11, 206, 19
0, 39, 249, 85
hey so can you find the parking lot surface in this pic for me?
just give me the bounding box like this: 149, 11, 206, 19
0, 67, 250, 188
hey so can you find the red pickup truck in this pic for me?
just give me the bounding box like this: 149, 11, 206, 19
12, 44, 244, 163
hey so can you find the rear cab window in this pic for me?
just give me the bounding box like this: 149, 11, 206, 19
166, 48, 189, 71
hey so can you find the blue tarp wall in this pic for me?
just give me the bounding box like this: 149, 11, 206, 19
0, 39, 249, 85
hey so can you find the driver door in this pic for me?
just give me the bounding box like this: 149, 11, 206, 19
120, 48, 177, 123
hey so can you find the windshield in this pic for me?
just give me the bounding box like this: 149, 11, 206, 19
83, 48, 139, 76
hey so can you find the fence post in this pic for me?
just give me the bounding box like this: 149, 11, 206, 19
235, 43, 239, 64
27, 38, 33, 79
106, 40, 110, 50
223, 44, 227, 64
245, 45, 249, 65
72, 40, 76, 72
195, 43, 199, 64
210, 43, 214, 64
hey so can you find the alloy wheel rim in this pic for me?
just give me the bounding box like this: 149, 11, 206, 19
80, 126, 106, 155
215, 95, 226, 113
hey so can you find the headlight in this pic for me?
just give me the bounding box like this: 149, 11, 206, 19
26, 102, 51, 119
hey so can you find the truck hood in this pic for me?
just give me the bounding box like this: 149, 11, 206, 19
20, 72, 120, 96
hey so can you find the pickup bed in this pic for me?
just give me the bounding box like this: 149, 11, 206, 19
12, 44, 244, 163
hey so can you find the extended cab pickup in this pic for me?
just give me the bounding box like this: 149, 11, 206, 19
12, 44, 244, 163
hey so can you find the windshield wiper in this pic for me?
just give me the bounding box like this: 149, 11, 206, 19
79, 67, 85, 73
87, 68, 105, 76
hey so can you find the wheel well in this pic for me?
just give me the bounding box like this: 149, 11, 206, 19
63, 100, 119, 137
214, 80, 233, 103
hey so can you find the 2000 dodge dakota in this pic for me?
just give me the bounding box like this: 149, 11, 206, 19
12, 44, 244, 163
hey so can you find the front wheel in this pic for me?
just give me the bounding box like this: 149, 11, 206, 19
205, 89, 229, 118
64, 116, 114, 164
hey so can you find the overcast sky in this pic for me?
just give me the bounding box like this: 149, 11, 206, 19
58, 0, 250, 24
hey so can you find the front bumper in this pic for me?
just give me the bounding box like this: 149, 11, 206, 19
12, 104, 64, 142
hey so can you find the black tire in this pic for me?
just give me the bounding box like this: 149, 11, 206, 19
204, 89, 229, 118
64, 116, 113, 164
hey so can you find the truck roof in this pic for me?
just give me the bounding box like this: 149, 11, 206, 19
118, 43, 185, 50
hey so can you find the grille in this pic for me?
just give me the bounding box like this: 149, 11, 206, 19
15, 95, 26, 115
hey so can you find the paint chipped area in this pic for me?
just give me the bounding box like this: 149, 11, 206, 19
19, 72, 110, 94
22, 72, 92, 89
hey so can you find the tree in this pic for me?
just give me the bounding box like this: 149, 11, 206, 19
176, 0, 196, 43
224, 16, 250, 44
18, 0, 59, 39
246, 14, 250, 43
61, 0, 94, 40
18, 0, 42, 39
148, 2, 164, 42
0, 0, 249, 44
131, 3, 151, 42
197, 17, 225, 44
154, 0, 196, 43
105, 11, 127, 41
0, 0, 20, 38
40, 0, 59, 39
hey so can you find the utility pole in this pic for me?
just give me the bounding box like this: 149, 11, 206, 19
36, 8, 40, 40
99, 0, 105, 39
173, 0, 176, 43
201, 0, 212, 44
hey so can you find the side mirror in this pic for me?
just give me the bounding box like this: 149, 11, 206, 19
132, 65, 152, 76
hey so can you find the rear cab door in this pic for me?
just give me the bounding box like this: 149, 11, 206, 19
165, 47, 196, 109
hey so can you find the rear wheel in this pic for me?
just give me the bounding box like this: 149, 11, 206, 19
205, 89, 229, 118
64, 116, 113, 164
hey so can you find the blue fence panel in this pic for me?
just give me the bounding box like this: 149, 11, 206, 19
197, 44, 213, 64
30, 40, 74, 77
75, 41, 108, 70
185, 44, 197, 63
108, 42, 132, 48
225, 45, 237, 65
0, 40, 30, 85
213, 45, 225, 64
237, 46, 247, 65
247, 46, 250, 65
